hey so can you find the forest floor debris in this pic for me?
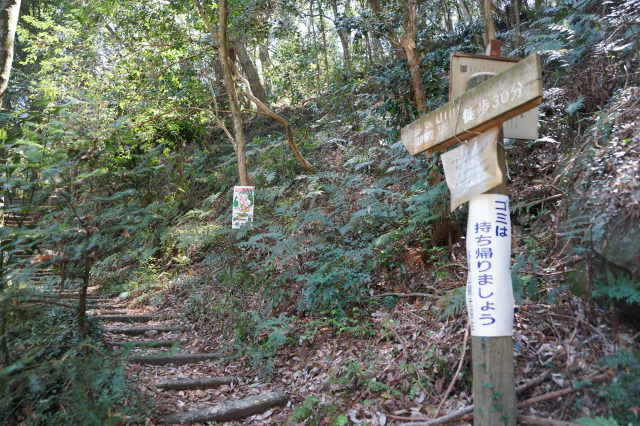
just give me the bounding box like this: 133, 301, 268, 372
106, 283, 639, 425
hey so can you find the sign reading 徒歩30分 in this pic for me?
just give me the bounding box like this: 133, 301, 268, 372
401, 54, 542, 157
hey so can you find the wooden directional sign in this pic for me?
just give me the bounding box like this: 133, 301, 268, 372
450, 53, 539, 140
401, 53, 542, 156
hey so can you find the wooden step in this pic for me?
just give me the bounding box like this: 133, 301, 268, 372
165, 391, 288, 423
93, 314, 154, 323
106, 339, 184, 348
87, 304, 123, 310
89, 310, 129, 315
153, 376, 239, 390
37, 294, 113, 300
128, 352, 221, 366
105, 326, 184, 336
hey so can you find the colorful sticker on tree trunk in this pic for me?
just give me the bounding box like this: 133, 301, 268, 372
232, 186, 254, 229
466, 194, 514, 337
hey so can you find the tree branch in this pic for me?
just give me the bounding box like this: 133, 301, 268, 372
19, 299, 76, 309
238, 77, 315, 172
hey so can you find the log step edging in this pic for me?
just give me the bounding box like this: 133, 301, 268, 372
153, 376, 239, 390
93, 314, 154, 323
37, 294, 113, 300
128, 352, 222, 366
165, 390, 288, 423
106, 326, 184, 336
89, 310, 129, 315
87, 304, 123, 310
106, 340, 184, 348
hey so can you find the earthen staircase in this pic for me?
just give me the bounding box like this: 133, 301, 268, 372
37, 293, 289, 423
4, 200, 289, 423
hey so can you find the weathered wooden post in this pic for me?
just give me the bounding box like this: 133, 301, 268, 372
465, 71, 516, 425
399, 43, 542, 424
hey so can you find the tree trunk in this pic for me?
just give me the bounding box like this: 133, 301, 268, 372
368, 0, 426, 113
482, 0, 496, 45
258, 43, 271, 92
0, 0, 21, 109
365, 32, 373, 65
399, 0, 426, 113
239, 77, 315, 172
195, 0, 251, 186
458, 0, 472, 21
444, 0, 453, 32
513, 0, 521, 48
77, 256, 90, 339
309, 0, 321, 84
317, 0, 330, 73
212, 59, 225, 90
232, 35, 269, 108
330, 0, 351, 67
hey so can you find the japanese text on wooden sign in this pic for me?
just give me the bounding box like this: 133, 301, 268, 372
401, 53, 542, 156
449, 53, 539, 140
466, 194, 514, 336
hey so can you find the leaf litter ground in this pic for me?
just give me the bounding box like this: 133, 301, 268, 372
105, 279, 639, 425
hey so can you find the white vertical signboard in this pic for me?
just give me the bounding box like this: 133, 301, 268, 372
466, 194, 514, 337
232, 186, 255, 229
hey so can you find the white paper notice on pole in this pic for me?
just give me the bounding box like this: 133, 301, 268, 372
232, 186, 255, 229
466, 194, 514, 337
441, 126, 502, 211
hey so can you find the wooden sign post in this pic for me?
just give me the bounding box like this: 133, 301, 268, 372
401, 45, 541, 425
401, 53, 542, 157
465, 72, 516, 426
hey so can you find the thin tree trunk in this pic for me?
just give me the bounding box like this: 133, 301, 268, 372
514, 0, 521, 48
195, 0, 251, 186
0, 307, 9, 364
212, 59, 225, 90
330, 0, 351, 67
458, 0, 472, 21
176, 140, 185, 190
368, 0, 426, 113
239, 77, 315, 172
0, 0, 21, 109
232, 35, 269, 108
317, 1, 330, 73
444, 0, 453, 32
365, 32, 373, 65
77, 250, 90, 339
482, 0, 496, 44
258, 43, 271, 92
309, 0, 321, 84
399, 0, 426, 113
